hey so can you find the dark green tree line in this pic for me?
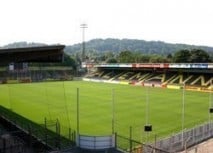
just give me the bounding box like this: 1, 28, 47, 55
173, 49, 211, 63
106, 49, 212, 63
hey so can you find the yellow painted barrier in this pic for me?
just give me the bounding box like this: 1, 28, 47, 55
167, 85, 181, 89
119, 81, 129, 85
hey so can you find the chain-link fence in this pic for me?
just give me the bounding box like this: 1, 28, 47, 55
116, 134, 169, 153
0, 106, 76, 151
153, 121, 213, 152
115, 121, 213, 153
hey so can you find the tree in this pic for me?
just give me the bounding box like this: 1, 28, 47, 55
104, 51, 114, 59
149, 55, 170, 63
190, 49, 210, 63
173, 49, 191, 63
210, 53, 213, 62
132, 52, 141, 63
173, 49, 211, 63
63, 53, 77, 70
118, 50, 134, 63
106, 58, 117, 63
167, 53, 172, 59
139, 54, 151, 63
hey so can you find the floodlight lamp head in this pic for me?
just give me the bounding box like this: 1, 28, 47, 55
80, 23, 88, 28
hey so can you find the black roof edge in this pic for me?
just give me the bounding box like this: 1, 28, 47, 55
0, 45, 65, 54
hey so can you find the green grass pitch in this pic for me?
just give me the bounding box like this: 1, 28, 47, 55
0, 81, 210, 142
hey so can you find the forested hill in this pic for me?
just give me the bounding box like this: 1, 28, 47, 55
1, 39, 213, 56
0, 42, 47, 49
65, 38, 213, 55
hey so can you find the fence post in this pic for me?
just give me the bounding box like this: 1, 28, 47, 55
58, 120, 61, 149
112, 88, 115, 134
44, 117, 47, 145
114, 132, 117, 149
56, 119, 61, 149
192, 126, 195, 143
72, 129, 75, 145
74, 131, 76, 145
69, 128, 71, 144
154, 134, 157, 153
28, 124, 32, 147
129, 126, 132, 153
76, 88, 80, 147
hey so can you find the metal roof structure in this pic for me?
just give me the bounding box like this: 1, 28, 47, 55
0, 45, 65, 64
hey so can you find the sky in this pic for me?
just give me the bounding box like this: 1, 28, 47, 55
0, 0, 213, 46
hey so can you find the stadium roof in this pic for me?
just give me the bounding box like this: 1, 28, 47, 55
0, 45, 65, 64
83, 63, 213, 69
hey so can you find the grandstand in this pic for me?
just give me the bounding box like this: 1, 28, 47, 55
84, 63, 213, 92
0, 45, 74, 83
0, 45, 64, 64
0, 45, 68, 153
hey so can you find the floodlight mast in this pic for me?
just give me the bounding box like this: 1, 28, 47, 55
80, 23, 88, 63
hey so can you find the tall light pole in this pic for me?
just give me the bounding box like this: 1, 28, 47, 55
80, 23, 88, 63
